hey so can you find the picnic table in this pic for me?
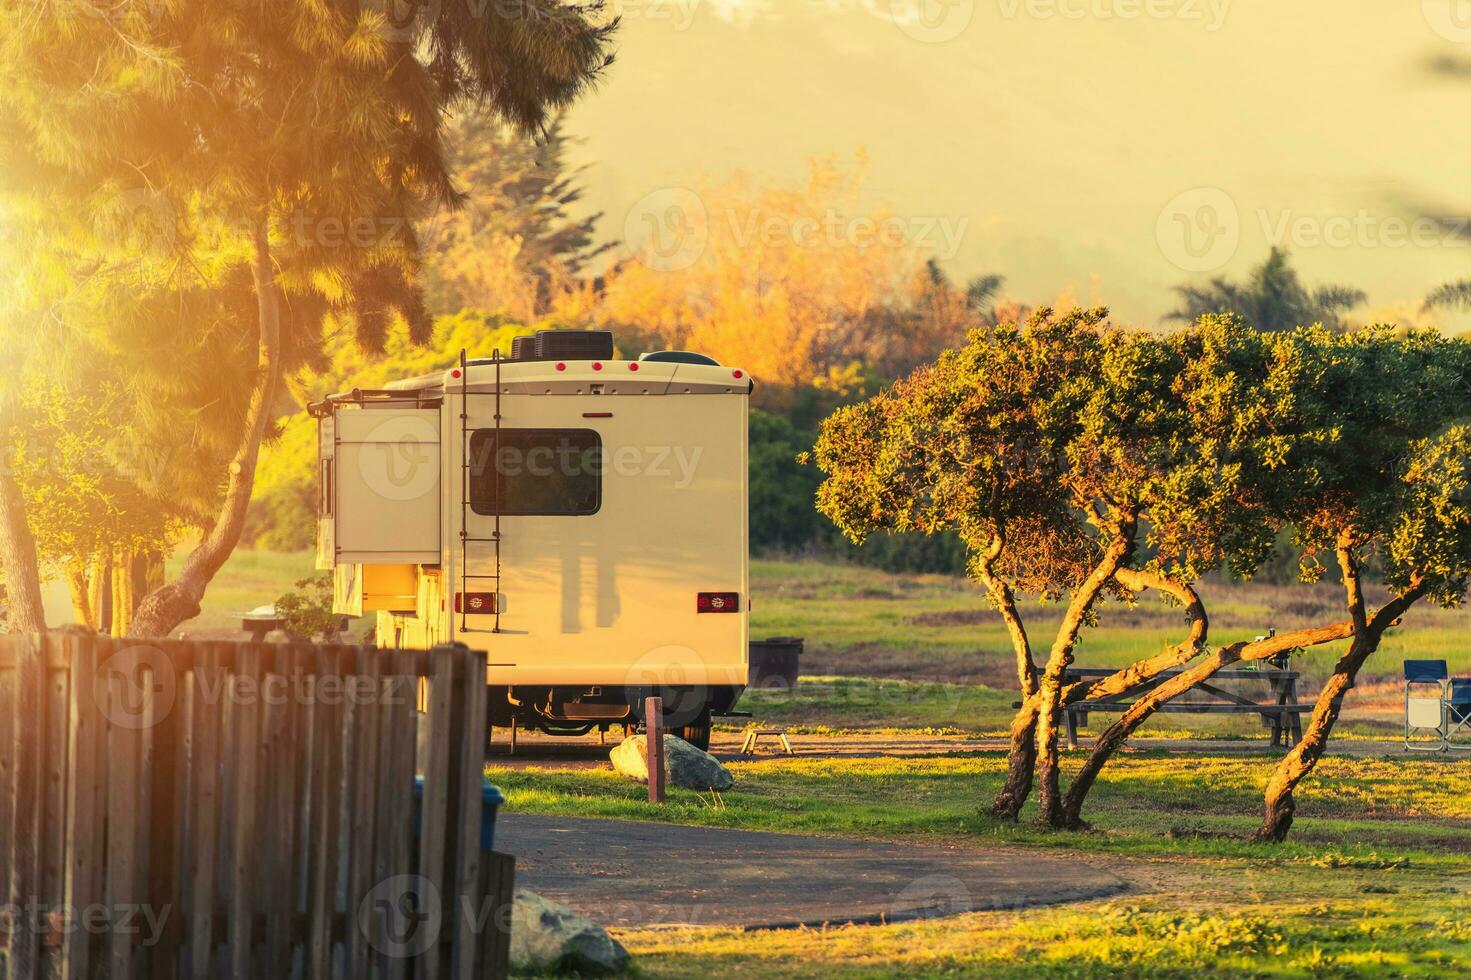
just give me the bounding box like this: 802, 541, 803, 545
1062, 665, 1319, 750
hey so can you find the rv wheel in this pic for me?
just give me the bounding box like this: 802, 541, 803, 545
675, 708, 712, 752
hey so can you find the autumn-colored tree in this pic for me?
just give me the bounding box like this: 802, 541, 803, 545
598, 156, 939, 402
0, 0, 615, 636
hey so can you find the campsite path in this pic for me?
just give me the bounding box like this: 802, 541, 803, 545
485, 730, 1418, 771
496, 812, 1127, 930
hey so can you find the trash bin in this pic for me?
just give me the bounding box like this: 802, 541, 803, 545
748, 637, 803, 690
413, 776, 506, 851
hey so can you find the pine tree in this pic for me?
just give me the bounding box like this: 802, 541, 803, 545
0, 0, 616, 636
422, 114, 610, 319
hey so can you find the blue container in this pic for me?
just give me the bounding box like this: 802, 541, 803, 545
413, 776, 506, 851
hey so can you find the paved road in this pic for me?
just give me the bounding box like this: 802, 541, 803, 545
496, 813, 1127, 930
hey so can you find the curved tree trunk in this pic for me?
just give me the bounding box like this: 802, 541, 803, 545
976, 536, 1042, 821
992, 700, 1040, 820
66, 562, 95, 629
0, 468, 46, 633
994, 569, 1221, 820
1256, 572, 1427, 842
1035, 515, 1137, 827
1056, 574, 1207, 826
128, 225, 283, 638
1058, 619, 1356, 828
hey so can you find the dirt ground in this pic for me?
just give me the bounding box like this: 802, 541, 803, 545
485, 729, 1425, 772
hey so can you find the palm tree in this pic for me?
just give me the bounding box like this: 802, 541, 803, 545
1166, 247, 1365, 332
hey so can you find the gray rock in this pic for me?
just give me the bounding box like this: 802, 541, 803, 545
609, 734, 734, 791
510, 887, 630, 976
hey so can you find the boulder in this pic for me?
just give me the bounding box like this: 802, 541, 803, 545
609, 734, 734, 791
510, 887, 630, 976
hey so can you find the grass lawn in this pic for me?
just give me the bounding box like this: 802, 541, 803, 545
750, 559, 1471, 686
187, 551, 1469, 736
491, 750, 1471, 977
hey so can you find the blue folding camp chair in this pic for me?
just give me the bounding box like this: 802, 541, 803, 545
1404, 660, 1449, 752
1448, 679, 1471, 752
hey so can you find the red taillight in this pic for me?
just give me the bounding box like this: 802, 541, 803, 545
629, 362, 639, 372
697, 592, 740, 614
455, 592, 499, 614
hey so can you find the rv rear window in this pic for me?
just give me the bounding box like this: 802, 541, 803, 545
468, 428, 602, 517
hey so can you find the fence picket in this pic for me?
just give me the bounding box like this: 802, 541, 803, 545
8, 634, 45, 980
186, 643, 223, 979
451, 649, 489, 980
417, 647, 457, 980
61, 635, 100, 980
227, 643, 261, 978
103, 637, 141, 980
40, 635, 70, 974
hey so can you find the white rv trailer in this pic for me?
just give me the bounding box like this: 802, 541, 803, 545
310, 330, 750, 749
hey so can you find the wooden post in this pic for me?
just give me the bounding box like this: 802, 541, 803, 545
645, 696, 665, 804
476, 851, 516, 979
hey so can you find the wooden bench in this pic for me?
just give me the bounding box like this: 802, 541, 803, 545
1061, 666, 1321, 749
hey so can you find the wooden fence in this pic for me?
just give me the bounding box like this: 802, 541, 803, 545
0, 634, 511, 980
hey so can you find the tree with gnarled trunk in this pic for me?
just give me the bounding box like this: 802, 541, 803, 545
0, 0, 616, 637
812, 311, 1289, 825
813, 313, 1471, 840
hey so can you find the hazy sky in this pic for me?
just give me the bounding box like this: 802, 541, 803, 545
564, 0, 1471, 326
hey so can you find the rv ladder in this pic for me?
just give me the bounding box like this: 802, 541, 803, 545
458, 347, 503, 635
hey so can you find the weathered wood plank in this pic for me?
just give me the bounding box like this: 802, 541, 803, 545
61, 635, 101, 980
451, 648, 489, 980
228, 644, 262, 978
103, 639, 142, 980
345, 646, 383, 980
144, 639, 186, 980
476, 851, 516, 980
307, 645, 345, 980
8, 633, 46, 980
417, 647, 457, 980
370, 664, 416, 980
39, 635, 70, 975
264, 643, 304, 980
186, 643, 224, 980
